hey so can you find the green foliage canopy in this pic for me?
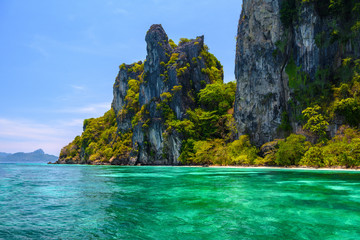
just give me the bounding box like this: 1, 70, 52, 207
302, 105, 329, 141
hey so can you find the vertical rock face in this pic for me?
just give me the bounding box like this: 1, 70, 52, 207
58, 24, 222, 165
133, 25, 171, 165
293, 4, 321, 79
234, 0, 286, 146
112, 62, 143, 132
140, 25, 172, 106
112, 24, 217, 165
234, 0, 357, 146
292, 3, 340, 80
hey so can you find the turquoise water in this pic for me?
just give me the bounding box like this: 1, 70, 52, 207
1, 164, 360, 239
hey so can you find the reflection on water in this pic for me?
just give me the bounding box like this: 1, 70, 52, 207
1, 164, 360, 239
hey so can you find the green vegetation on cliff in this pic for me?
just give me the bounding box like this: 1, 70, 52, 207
173, 81, 239, 165
262, 126, 360, 168
280, 0, 360, 118
59, 16, 360, 168
60, 54, 360, 167
58, 39, 231, 165
174, 0, 360, 168
59, 109, 132, 164
281, 0, 360, 38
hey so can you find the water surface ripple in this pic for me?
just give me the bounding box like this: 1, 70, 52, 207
1, 164, 360, 239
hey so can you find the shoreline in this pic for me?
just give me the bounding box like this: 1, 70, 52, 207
49, 162, 360, 171
149, 165, 360, 171
207, 165, 360, 171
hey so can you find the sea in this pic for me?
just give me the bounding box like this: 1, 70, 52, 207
1, 163, 360, 239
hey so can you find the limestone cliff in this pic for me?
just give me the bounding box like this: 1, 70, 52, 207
234, 0, 287, 146
113, 24, 217, 165
57, 2, 360, 165
57, 24, 224, 165
234, 0, 360, 146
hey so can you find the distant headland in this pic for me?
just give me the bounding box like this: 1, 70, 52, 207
0, 149, 58, 163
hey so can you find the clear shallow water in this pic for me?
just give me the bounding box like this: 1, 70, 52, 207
1, 164, 360, 240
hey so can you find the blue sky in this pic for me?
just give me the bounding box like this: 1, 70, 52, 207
0, 0, 242, 155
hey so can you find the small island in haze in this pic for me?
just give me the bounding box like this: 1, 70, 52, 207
0, 149, 58, 163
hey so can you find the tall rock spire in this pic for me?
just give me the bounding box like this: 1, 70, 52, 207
234, 0, 287, 146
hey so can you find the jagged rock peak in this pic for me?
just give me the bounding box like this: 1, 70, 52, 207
145, 24, 172, 69
146, 24, 168, 43
175, 36, 205, 64
57, 23, 224, 166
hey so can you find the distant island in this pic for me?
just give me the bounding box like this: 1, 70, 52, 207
0, 149, 58, 163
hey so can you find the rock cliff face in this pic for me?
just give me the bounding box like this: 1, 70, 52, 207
234, 0, 359, 146
56, 24, 224, 165
57, 2, 359, 165
234, 0, 287, 146
111, 24, 219, 165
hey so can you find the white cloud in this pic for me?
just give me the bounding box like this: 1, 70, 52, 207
57, 102, 110, 114
0, 102, 113, 154
0, 118, 80, 156
60, 119, 84, 127
0, 118, 62, 141
113, 8, 128, 15
70, 85, 85, 91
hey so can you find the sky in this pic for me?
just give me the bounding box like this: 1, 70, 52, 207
0, 0, 242, 156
